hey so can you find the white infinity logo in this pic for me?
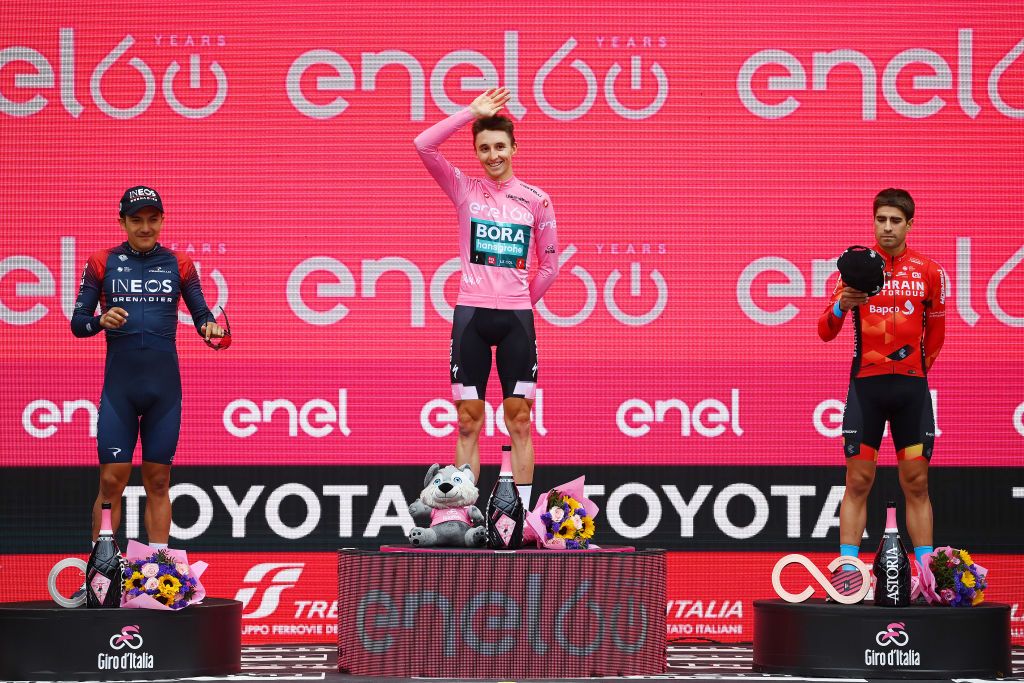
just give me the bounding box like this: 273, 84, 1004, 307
771, 554, 871, 604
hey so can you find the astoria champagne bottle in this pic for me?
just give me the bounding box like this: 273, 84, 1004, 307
486, 445, 524, 549
86, 502, 123, 608
873, 501, 911, 606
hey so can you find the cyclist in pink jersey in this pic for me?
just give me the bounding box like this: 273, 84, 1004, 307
415, 88, 559, 508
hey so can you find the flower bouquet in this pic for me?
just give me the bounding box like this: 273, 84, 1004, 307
524, 476, 599, 549
916, 546, 987, 606
120, 540, 208, 610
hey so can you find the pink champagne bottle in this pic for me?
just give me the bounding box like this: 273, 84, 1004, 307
86, 502, 123, 608
486, 445, 524, 549
873, 501, 911, 606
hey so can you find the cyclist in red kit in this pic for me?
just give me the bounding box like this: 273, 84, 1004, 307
819, 188, 946, 598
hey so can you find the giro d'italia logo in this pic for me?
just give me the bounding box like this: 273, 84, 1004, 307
875, 622, 909, 647
109, 625, 143, 650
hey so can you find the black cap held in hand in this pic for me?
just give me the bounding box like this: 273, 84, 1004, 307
837, 245, 885, 296
119, 186, 164, 216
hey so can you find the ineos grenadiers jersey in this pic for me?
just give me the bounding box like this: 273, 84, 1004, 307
819, 244, 946, 378
415, 108, 559, 310
71, 242, 214, 353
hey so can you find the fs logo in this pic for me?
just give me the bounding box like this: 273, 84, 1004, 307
875, 621, 910, 647
233, 563, 303, 619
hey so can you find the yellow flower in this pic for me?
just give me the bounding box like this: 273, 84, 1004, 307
961, 572, 975, 588
972, 590, 985, 606
578, 516, 595, 540
158, 574, 182, 598
124, 571, 145, 591
561, 495, 581, 510
155, 593, 176, 607
555, 523, 575, 539
958, 550, 973, 565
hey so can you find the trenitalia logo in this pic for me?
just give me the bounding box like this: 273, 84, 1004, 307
738, 30, 1024, 120
1, 30, 667, 121
234, 563, 304, 619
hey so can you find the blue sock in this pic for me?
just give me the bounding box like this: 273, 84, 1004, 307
914, 545, 933, 567
840, 543, 860, 571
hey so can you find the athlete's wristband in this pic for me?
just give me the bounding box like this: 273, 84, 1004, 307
833, 302, 843, 318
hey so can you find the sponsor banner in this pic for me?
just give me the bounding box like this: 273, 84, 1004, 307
2, 465, 1023, 553
5, 551, 1022, 646
3, 359, 1024, 467
1, 0, 1023, 471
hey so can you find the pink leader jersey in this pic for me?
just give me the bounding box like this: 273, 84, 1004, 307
415, 108, 559, 310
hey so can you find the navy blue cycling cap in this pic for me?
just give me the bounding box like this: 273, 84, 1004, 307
837, 245, 885, 296
119, 186, 164, 216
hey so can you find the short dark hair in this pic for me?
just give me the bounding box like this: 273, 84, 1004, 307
873, 188, 915, 221
472, 116, 515, 146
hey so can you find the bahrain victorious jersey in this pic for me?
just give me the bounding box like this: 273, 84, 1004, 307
71, 242, 214, 353
415, 108, 559, 310
819, 244, 946, 379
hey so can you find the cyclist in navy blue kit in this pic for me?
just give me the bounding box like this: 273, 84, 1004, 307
72, 186, 226, 550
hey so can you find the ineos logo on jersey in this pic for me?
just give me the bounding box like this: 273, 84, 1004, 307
234, 563, 304, 619
111, 279, 173, 294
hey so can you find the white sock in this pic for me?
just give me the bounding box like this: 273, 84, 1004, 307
517, 484, 533, 508
151, 542, 168, 550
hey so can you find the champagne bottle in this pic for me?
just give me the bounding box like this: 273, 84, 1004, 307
86, 502, 123, 608
873, 501, 911, 606
486, 445, 524, 549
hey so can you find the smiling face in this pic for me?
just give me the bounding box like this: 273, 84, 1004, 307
119, 206, 164, 252
474, 129, 516, 182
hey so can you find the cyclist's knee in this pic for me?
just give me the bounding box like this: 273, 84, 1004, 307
503, 400, 532, 441
457, 402, 485, 439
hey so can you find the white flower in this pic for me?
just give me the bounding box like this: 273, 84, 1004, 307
144, 577, 159, 591
141, 563, 159, 578
175, 562, 190, 576
549, 507, 565, 523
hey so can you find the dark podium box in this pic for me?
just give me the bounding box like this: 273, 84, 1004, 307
0, 597, 242, 681
753, 598, 1011, 679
